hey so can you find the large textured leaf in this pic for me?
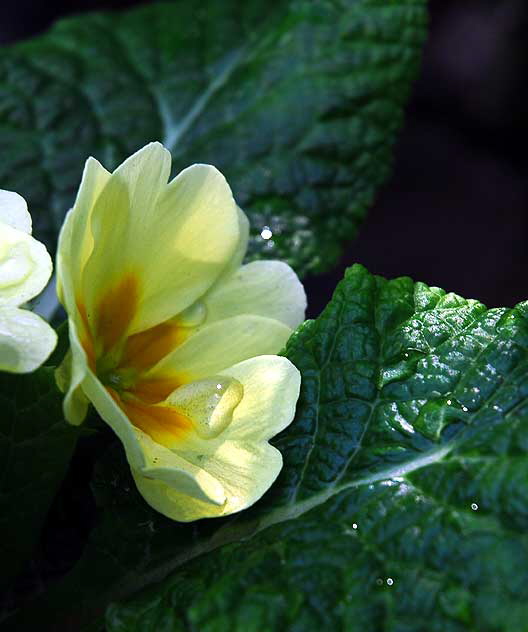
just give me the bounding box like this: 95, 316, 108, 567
0, 368, 80, 590
0, 0, 426, 276
7, 265, 528, 631
105, 265, 528, 631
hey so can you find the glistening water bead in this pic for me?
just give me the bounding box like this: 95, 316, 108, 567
177, 300, 207, 327
166, 376, 244, 439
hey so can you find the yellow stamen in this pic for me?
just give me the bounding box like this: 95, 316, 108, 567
119, 321, 187, 372
131, 375, 184, 404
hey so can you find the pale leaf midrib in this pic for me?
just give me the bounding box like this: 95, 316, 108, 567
111, 440, 454, 607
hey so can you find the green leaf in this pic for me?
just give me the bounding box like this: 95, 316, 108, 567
8, 265, 528, 631
0, 367, 80, 591
105, 265, 528, 631
0, 0, 426, 276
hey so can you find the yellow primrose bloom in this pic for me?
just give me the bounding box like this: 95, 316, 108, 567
56, 142, 305, 522
0, 190, 57, 373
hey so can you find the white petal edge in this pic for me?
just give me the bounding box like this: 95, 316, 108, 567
0, 222, 53, 307
0, 190, 31, 233
0, 307, 57, 373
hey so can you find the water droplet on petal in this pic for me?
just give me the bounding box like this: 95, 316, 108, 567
167, 376, 244, 439
177, 301, 207, 327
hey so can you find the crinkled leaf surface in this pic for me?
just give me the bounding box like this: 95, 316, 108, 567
7, 265, 528, 631
0, 368, 80, 590
0, 0, 426, 276
107, 265, 528, 631
104, 265, 528, 632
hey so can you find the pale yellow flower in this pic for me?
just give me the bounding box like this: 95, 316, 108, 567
56, 142, 305, 522
0, 190, 57, 373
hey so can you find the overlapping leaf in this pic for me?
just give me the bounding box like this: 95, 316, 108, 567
0, 0, 426, 276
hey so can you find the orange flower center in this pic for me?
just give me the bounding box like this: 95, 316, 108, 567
77, 273, 192, 444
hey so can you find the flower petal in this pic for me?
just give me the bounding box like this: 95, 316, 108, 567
59, 319, 97, 425
148, 315, 293, 381
141, 356, 300, 521
55, 349, 90, 426
56, 208, 75, 310
202, 260, 306, 329
82, 145, 240, 337
69, 158, 111, 288
81, 143, 171, 329
130, 163, 241, 332
81, 370, 226, 508
163, 356, 299, 450
133, 430, 226, 506
133, 440, 281, 522
0, 307, 57, 373
0, 189, 31, 233
81, 370, 147, 469
56, 157, 111, 313
213, 205, 249, 283
0, 222, 53, 307
218, 355, 300, 441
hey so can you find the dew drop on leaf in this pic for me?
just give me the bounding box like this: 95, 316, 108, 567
260, 226, 273, 240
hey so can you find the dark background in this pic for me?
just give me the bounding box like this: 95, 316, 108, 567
1, 0, 527, 611
1, 0, 527, 317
